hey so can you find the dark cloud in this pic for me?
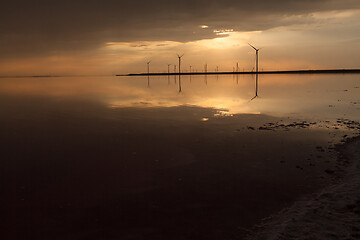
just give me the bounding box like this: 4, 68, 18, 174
1, 0, 359, 58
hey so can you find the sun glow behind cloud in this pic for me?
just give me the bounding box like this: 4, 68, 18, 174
102, 31, 264, 74
105, 31, 258, 51
102, 8, 360, 75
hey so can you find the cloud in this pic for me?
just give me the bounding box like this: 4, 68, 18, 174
1, 0, 360, 58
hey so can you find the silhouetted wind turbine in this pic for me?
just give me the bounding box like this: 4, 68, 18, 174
147, 61, 151, 75
248, 43, 260, 73
167, 64, 171, 74
174, 65, 177, 84
177, 54, 184, 75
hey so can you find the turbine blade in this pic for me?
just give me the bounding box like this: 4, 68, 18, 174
248, 43, 257, 50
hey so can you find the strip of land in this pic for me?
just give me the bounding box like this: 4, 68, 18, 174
119, 69, 360, 76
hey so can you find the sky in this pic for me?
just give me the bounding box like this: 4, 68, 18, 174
1, 0, 360, 76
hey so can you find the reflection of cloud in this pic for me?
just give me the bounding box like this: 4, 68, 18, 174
109, 96, 260, 115
0, 74, 358, 119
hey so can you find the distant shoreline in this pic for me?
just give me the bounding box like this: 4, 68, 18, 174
119, 69, 360, 76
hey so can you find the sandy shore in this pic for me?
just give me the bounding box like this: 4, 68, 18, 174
247, 136, 360, 240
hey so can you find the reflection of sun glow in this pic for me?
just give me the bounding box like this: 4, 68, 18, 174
108, 96, 262, 115
1, 73, 358, 120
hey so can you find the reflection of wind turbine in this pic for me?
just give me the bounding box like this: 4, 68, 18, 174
248, 43, 260, 73
147, 61, 151, 75
167, 64, 171, 84
177, 54, 184, 75
189, 65, 192, 82
179, 76, 182, 93
250, 73, 259, 101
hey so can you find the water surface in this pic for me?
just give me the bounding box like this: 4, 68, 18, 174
0, 74, 359, 239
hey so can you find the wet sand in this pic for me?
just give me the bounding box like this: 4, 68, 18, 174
247, 136, 360, 240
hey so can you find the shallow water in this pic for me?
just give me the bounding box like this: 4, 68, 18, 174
0, 74, 359, 239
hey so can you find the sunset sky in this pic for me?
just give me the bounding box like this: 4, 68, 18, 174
1, 0, 360, 76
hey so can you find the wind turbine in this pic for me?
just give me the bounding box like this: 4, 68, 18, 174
177, 54, 184, 75
146, 61, 151, 75
248, 43, 260, 73
174, 64, 177, 84
167, 64, 171, 74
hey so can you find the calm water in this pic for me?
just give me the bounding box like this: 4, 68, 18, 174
2, 74, 359, 119
0, 74, 359, 239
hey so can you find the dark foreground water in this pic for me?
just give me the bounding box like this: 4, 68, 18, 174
0, 74, 359, 239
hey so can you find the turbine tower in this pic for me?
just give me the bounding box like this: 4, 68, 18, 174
167, 64, 171, 74
248, 43, 260, 73
177, 54, 184, 75
147, 61, 151, 75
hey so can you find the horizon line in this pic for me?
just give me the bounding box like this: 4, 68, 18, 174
120, 68, 360, 76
